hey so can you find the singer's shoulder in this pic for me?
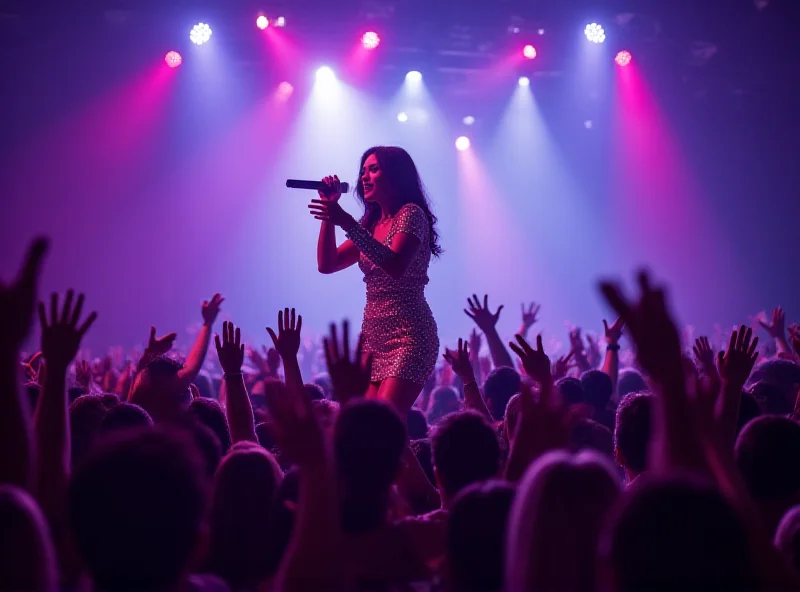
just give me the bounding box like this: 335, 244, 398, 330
397, 202, 425, 217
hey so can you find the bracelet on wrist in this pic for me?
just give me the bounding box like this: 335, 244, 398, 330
223, 372, 243, 380
607, 344, 620, 352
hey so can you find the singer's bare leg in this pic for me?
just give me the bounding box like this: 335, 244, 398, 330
377, 377, 423, 418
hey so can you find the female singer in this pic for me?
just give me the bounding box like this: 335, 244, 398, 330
309, 146, 441, 414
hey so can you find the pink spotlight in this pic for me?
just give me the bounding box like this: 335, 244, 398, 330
165, 51, 182, 68
362, 31, 380, 50
523, 44, 537, 59
276, 81, 294, 101
615, 50, 632, 67
256, 15, 269, 30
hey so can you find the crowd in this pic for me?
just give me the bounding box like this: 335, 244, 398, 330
2, 236, 800, 591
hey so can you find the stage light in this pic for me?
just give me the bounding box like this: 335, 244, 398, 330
362, 31, 380, 50
277, 82, 294, 101
405, 70, 422, 83
463, 115, 475, 125
455, 136, 471, 151
397, 112, 409, 122
518, 76, 530, 87
584, 23, 606, 43
584, 120, 593, 129
256, 15, 269, 29
190, 22, 213, 45
523, 44, 537, 59
165, 51, 182, 68
615, 50, 632, 66
276, 16, 286, 27
537, 28, 545, 35
315, 66, 336, 85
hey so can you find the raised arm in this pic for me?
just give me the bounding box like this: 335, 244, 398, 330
178, 293, 223, 389
0, 237, 48, 490
312, 175, 360, 274
465, 294, 515, 370
215, 321, 257, 444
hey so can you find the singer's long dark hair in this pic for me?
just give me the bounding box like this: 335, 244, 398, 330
354, 146, 442, 258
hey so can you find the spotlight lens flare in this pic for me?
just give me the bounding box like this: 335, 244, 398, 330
523, 44, 537, 59
615, 50, 632, 66
405, 70, 422, 83
455, 136, 471, 151
463, 115, 475, 125
397, 112, 409, 123
362, 31, 380, 50
584, 23, 606, 43
189, 22, 213, 45
165, 51, 182, 68
518, 76, 530, 87
315, 66, 336, 85
256, 15, 269, 29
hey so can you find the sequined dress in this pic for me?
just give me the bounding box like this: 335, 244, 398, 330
345, 203, 439, 384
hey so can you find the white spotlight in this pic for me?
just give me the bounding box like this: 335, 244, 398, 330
518, 76, 530, 87
397, 112, 409, 122
315, 66, 336, 85
584, 23, 606, 43
455, 136, 471, 151
463, 116, 475, 126
189, 22, 213, 45
276, 16, 286, 27
405, 70, 422, 83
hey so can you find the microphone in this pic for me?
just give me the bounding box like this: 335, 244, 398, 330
286, 179, 350, 193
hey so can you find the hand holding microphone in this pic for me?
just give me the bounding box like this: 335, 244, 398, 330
306, 175, 358, 230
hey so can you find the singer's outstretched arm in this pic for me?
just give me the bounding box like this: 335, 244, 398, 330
317, 221, 359, 274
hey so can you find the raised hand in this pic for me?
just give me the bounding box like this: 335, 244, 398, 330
214, 321, 245, 376
758, 306, 786, 339
443, 338, 475, 382
267, 308, 303, 359
520, 302, 541, 331
552, 351, 575, 382
468, 328, 482, 359
568, 327, 586, 356
718, 325, 759, 388
21, 351, 43, 382
323, 320, 372, 404
599, 271, 683, 386
201, 293, 224, 326
789, 324, 800, 356
38, 291, 97, 370
147, 326, 177, 357
692, 336, 717, 374
465, 294, 503, 331
603, 317, 625, 345
508, 334, 552, 385
308, 198, 356, 229
585, 334, 601, 368
0, 237, 48, 352
75, 360, 94, 392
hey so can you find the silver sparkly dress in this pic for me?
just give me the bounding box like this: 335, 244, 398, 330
345, 203, 439, 384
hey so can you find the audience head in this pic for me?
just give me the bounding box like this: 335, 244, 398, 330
431, 411, 501, 503
312, 398, 339, 431
304, 382, 325, 401
737, 392, 762, 435
98, 402, 153, 435
580, 370, 613, 415
69, 394, 109, 467
128, 356, 191, 424
735, 415, 800, 534
407, 407, 429, 440
334, 400, 406, 533
447, 481, 514, 592
774, 505, 800, 577
571, 418, 613, 458
207, 443, 283, 590
312, 373, 332, 399
747, 358, 800, 402
0, 485, 56, 592
504, 393, 522, 442
68, 428, 209, 592
748, 380, 793, 415
188, 398, 232, 456
617, 370, 648, 398
556, 377, 585, 406
614, 392, 654, 481
427, 386, 462, 425
601, 474, 757, 592
505, 450, 621, 592
192, 373, 215, 400
483, 367, 521, 421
